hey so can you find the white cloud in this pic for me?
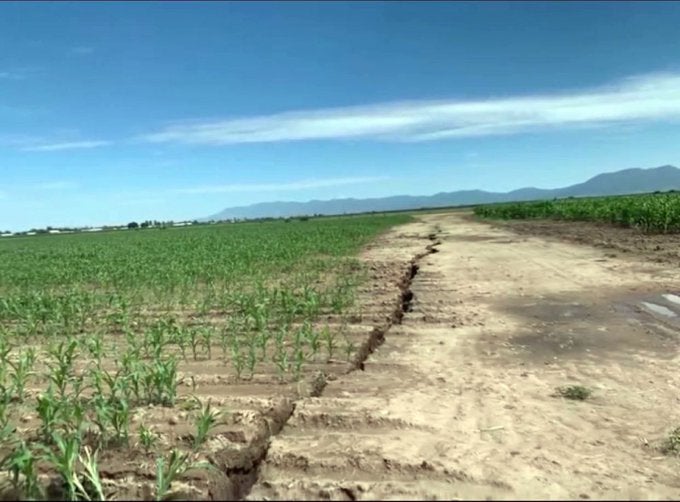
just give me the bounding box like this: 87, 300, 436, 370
142, 72, 680, 145
22, 140, 111, 152
173, 176, 389, 195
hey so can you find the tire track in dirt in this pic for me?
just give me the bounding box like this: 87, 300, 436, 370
246, 212, 680, 501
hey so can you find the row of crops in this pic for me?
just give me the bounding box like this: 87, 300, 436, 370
473, 192, 680, 233
0, 214, 411, 500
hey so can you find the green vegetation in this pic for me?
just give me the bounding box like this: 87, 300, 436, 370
0, 214, 410, 499
554, 385, 593, 401
474, 192, 680, 234
660, 426, 680, 456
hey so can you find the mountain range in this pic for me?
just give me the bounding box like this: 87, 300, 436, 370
202, 165, 680, 221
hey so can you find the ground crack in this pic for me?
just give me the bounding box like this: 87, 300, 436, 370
236, 230, 440, 500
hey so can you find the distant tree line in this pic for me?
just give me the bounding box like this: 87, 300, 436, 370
126, 220, 202, 229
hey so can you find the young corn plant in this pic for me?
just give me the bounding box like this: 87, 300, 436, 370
62, 397, 89, 439
308, 329, 321, 361
230, 338, 245, 380
138, 424, 159, 453
109, 398, 131, 446
41, 431, 82, 501
173, 327, 189, 362
274, 349, 290, 380
146, 323, 169, 361
154, 449, 211, 502
188, 328, 200, 361
273, 327, 286, 356
322, 327, 336, 361
47, 338, 79, 400
142, 357, 178, 406
219, 327, 229, 361
344, 338, 357, 362
4, 440, 43, 501
92, 396, 112, 447
293, 346, 306, 381
85, 334, 104, 366
8, 348, 35, 403
36, 387, 63, 443
199, 327, 215, 360
0, 403, 16, 442
75, 446, 106, 501
256, 329, 270, 362
192, 398, 221, 450
246, 340, 257, 379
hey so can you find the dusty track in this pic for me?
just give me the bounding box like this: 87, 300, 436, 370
247, 212, 680, 500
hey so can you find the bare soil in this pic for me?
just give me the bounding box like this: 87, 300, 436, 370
479, 215, 680, 267
247, 212, 680, 500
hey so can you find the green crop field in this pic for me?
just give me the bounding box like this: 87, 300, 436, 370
0, 213, 410, 500
473, 192, 680, 233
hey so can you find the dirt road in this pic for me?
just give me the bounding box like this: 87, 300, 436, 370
247, 212, 680, 500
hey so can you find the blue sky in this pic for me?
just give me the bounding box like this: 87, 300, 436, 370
2, 2, 680, 231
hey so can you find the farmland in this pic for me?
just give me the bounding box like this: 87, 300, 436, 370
2, 206, 680, 501
0, 214, 418, 500
473, 191, 680, 233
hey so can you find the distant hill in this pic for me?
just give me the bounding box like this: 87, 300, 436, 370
202, 165, 680, 221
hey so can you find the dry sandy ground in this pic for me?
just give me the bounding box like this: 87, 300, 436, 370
247, 212, 680, 500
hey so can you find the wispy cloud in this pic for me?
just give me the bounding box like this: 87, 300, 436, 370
172, 176, 389, 195
0, 66, 42, 81
22, 140, 111, 152
142, 72, 680, 145
69, 46, 95, 55
0, 70, 27, 80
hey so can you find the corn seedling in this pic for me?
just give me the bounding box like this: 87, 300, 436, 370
199, 327, 214, 360
142, 357, 178, 406
154, 449, 209, 501
293, 347, 307, 381
109, 398, 130, 445
256, 329, 270, 362
36, 388, 63, 443
274, 349, 290, 380
192, 398, 220, 449
41, 431, 82, 501
322, 327, 336, 360
246, 340, 257, 379
74, 446, 106, 501
4, 440, 43, 501
92, 396, 112, 446
230, 338, 245, 380
344, 338, 356, 362
138, 424, 159, 452
8, 348, 35, 403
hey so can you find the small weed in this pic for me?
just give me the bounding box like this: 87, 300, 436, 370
554, 385, 592, 401
660, 426, 680, 456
